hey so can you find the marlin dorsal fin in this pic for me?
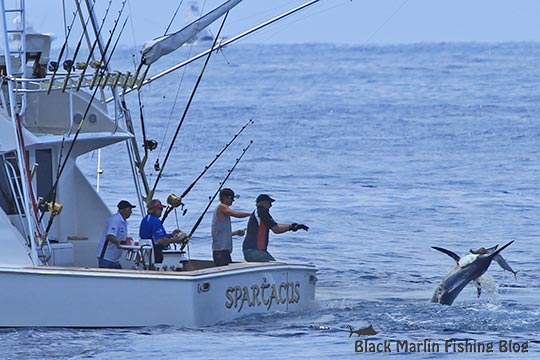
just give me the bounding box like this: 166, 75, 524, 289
432, 246, 460, 263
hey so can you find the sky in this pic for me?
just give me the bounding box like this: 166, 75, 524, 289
21, 0, 540, 47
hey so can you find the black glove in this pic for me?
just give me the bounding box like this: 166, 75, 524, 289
291, 223, 309, 232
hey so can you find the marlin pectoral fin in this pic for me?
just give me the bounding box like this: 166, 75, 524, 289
432, 246, 461, 263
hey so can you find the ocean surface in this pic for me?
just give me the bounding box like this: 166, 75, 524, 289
2, 42, 540, 358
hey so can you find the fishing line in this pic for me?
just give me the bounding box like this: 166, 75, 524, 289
126, 0, 139, 59
155, 54, 192, 164
164, 0, 185, 36
156, 7, 197, 165
150, 11, 230, 198
364, 0, 410, 44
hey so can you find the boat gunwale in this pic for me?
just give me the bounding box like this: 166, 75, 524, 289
0, 261, 317, 280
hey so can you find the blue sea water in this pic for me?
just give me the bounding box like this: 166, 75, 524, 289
2, 42, 540, 358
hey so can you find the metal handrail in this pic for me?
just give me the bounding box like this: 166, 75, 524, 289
3, 159, 29, 240
0, 0, 39, 264
4, 159, 51, 264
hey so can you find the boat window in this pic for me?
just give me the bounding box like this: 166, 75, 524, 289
0, 154, 18, 215
36, 149, 53, 199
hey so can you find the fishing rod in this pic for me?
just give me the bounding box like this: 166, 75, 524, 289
161, 118, 254, 223
60, 1, 98, 92
119, 94, 151, 200
46, 6, 81, 94
130, 0, 189, 153
149, 12, 230, 200
40, 3, 128, 217
38, 133, 66, 224
88, 1, 127, 90
180, 141, 252, 251
106, 0, 322, 103
96, 16, 128, 90
75, 0, 114, 91
74, 0, 93, 52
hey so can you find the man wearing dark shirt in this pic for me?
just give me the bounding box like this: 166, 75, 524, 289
242, 194, 308, 262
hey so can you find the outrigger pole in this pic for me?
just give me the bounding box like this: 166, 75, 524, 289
105, 0, 322, 103
161, 119, 254, 223
148, 12, 230, 200
180, 141, 252, 251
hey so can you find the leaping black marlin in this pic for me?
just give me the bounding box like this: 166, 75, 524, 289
431, 240, 516, 305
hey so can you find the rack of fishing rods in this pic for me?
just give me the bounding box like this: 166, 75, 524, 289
7, 0, 134, 94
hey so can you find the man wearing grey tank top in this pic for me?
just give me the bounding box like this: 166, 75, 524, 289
212, 188, 251, 266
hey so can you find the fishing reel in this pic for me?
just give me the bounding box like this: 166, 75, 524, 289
48, 61, 58, 72
62, 59, 74, 71
144, 139, 158, 151
167, 193, 183, 208
76, 62, 88, 70
89, 60, 102, 70
46, 201, 63, 216
167, 193, 187, 216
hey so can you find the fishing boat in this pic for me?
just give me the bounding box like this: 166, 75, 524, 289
185, 1, 216, 45
0, 0, 318, 327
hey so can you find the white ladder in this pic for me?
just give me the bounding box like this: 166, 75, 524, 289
1, 0, 26, 75
0, 0, 27, 114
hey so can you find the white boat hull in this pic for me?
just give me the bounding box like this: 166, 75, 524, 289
0, 261, 317, 327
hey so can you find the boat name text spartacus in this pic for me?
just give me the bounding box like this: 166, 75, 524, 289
225, 280, 301, 312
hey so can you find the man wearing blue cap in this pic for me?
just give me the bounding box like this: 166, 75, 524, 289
242, 194, 309, 262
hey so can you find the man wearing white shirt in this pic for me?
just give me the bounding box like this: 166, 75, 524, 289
97, 200, 136, 269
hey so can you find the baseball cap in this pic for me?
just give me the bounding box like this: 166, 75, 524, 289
147, 199, 166, 210
256, 194, 275, 203
117, 200, 136, 210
